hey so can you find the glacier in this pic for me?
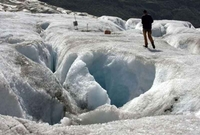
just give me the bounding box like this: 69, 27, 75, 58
1, 0, 200, 134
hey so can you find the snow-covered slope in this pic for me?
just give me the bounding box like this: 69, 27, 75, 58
0, 0, 70, 14
1, 0, 200, 134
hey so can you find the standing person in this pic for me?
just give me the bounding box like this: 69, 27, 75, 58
142, 10, 155, 49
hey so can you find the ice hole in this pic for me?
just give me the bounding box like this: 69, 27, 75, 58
84, 52, 156, 107
40, 22, 50, 30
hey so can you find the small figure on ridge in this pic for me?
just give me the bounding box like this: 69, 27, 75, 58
141, 10, 155, 49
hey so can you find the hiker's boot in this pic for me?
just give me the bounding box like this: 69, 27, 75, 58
143, 44, 148, 48
152, 42, 155, 49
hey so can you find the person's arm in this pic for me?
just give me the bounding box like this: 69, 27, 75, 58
150, 16, 153, 23
141, 16, 144, 24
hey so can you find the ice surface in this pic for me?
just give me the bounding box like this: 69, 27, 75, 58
15, 41, 54, 70
0, 46, 71, 124
125, 18, 141, 30
1, 3, 200, 134
82, 52, 155, 107
64, 57, 110, 110
0, 13, 74, 123
0, 72, 24, 118
78, 104, 120, 125
98, 16, 126, 30
164, 33, 200, 54
1, 114, 200, 135
126, 19, 200, 53
0, 0, 71, 13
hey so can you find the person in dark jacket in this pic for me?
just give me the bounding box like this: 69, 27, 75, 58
141, 10, 155, 49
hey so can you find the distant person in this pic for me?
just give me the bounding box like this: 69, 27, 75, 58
141, 10, 155, 49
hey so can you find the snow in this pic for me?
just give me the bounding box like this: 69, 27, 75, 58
15, 41, 54, 70
125, 18, 141, 30
0, 72, 24, 118
1, 114, 200, 135
0, 45, 70, 124
126, 19, 200, 54
98, 16, 126, 30
0, 12, 74, 123
78, 104, 120, 125
1, 0, 200, 134
64, 56, 110, 110
81, 51, 155, 107
0, 0, 71, 13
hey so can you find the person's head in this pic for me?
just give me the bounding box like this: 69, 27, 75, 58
143, 10, 147, 14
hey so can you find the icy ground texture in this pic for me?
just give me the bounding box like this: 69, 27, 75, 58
1, 11, 200, 134
0, 0, 72, 14
126, 18, 200, 54
1, 114, 200, 135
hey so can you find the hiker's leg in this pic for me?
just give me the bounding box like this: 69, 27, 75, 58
147, 30, 154, 43
143, 29, 148, 46
148, 30, 155, 48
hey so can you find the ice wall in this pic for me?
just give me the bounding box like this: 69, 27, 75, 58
15, 41, 54, 71
54, 50, 155, 109
0, 72, 24, 117
84, 52, 155, 107
0, 46, 72, 124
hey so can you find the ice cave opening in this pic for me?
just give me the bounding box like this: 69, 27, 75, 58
83, 52, 156, 108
